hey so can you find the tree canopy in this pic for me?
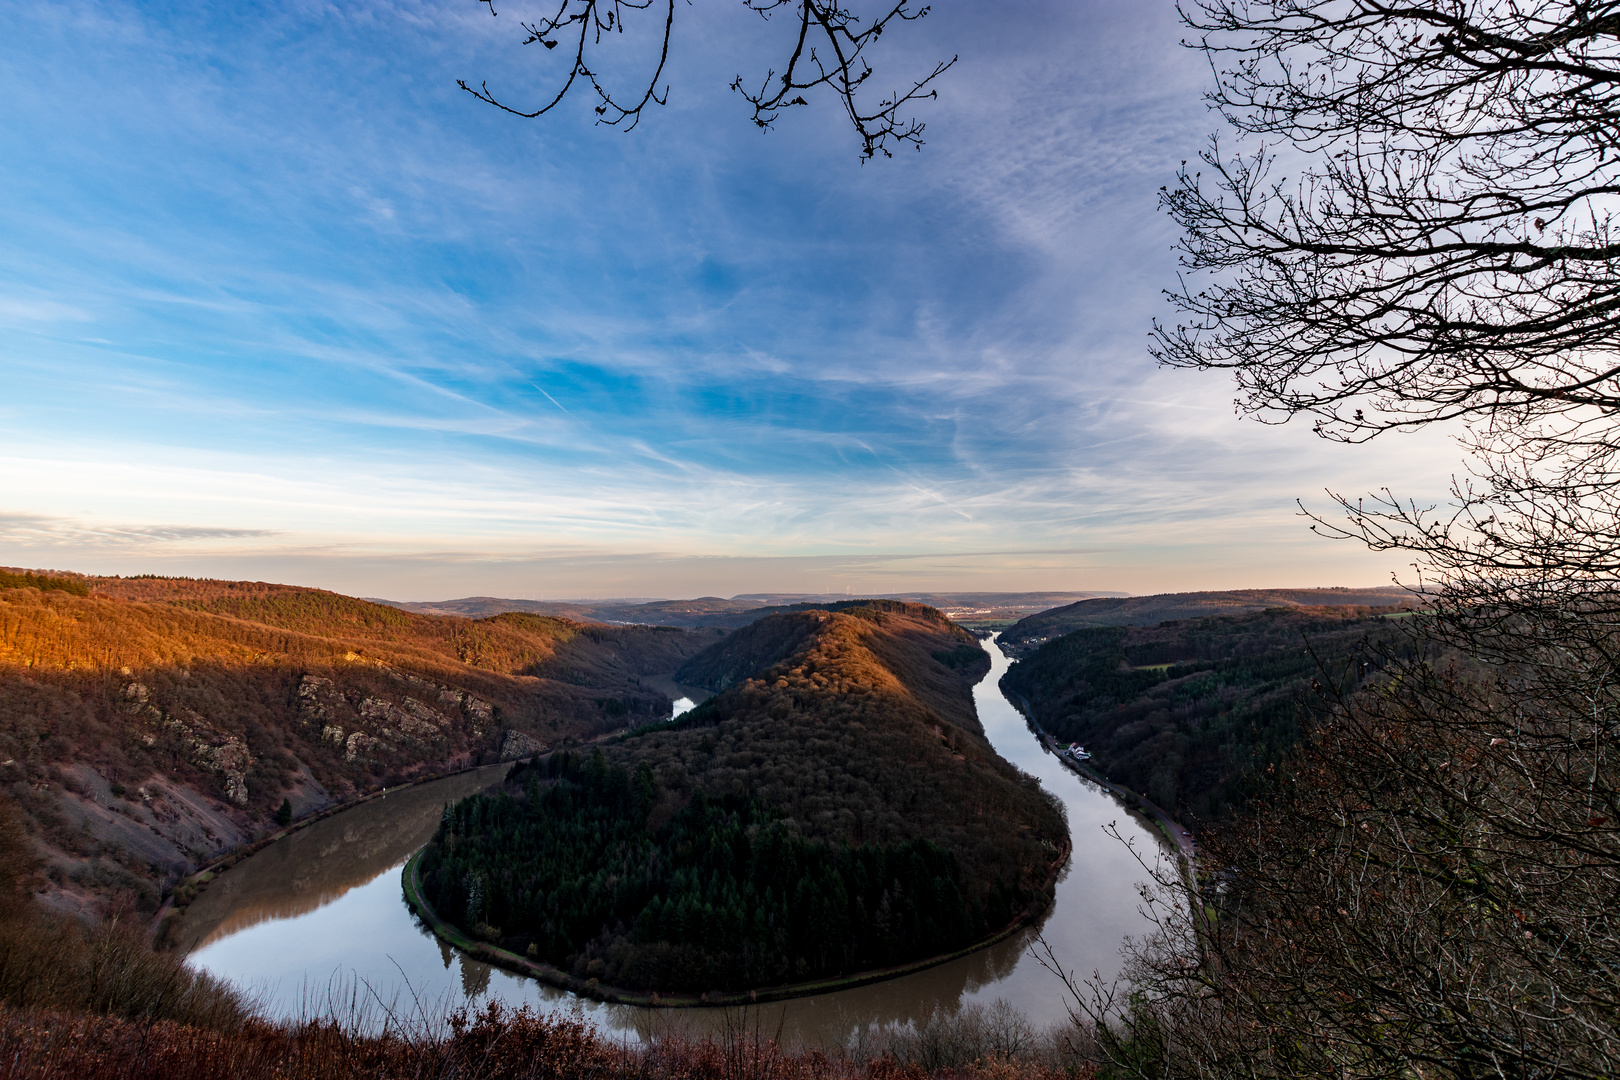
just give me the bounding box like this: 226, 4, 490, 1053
418, 750, 987, 992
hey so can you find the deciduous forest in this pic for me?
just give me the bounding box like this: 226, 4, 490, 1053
0, 574, 711, 914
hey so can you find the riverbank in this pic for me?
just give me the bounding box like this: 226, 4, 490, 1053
153, 758, 502, 946
1001, 686, 1195, 877
400, 835, 1071, 1009
158, 714, 662, 947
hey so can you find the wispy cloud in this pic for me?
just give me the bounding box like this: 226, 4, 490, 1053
0, 0, 1467, 597
0, 512, 276, 546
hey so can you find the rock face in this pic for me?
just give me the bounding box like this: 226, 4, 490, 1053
296, 673, 495, 763
105, 669, 504, 821
498, 729, 547, 762
122, 684, 255, 805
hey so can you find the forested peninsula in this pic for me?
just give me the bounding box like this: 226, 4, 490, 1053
415, 601, 1067, 996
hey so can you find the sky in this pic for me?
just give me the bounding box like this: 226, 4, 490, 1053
0, 0, 1466, 601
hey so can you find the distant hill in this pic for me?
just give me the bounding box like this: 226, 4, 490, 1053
418, 599, 1067, 994
370, 595, 759, 624
997, 586, 1415, 658
1001, 605, 1411, 822
376, 591, 1119, 630
0, 572, 714, 915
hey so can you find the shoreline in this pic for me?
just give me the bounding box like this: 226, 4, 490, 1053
400, 835, 1071, 1009
155, 758, 505, 944
161, 723, 648, 944
1000, 685, 1196, 875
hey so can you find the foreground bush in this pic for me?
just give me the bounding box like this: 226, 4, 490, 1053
0, 911, 250, 1031
0, 1000, 1090, 1080
0, 797, 249, 1031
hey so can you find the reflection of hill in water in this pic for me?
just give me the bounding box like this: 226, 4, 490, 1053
175, 765, 507, 953
174, 755, 1046, 1044
418, 915, 1046, 1048
593, 921, 1045, 1047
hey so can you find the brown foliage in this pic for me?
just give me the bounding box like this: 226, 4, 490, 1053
1076, 624, 1620, 1078
1002, 605, 1413, 820
0, 1000, 1085, 1080
0, 802, 250, 1033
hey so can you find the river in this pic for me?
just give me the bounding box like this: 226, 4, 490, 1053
185, 635, 1171, 1044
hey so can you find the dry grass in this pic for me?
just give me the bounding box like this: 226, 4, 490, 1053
0, 912, 249, 1031
0, 1000, 1092, 1080
0, 799, 250, 1031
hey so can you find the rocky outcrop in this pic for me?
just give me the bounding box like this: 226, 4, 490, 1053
498, 729, 547, 762
296, 674, 490, 763
297, 673, 496, 763
122, 685, 255, 805
360, 696, 447, 744
297, 674, 336, 721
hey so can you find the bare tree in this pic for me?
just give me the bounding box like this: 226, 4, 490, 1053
1156, 1, 1620, 441
1068, 639, 1620, 1078
1059, 5, 1620, 1077
1146, 0, 1620, 690
460, 0, 956, 159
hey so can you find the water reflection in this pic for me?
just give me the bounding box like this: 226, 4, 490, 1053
187, 636, 1171, 1045
176, 764, 509, 954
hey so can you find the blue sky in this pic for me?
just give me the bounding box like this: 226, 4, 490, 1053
0, 0, 1460, 599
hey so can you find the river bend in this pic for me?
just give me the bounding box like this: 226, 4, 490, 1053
187, 635, 1171, 1044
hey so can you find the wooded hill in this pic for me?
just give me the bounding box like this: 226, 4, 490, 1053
996, 587, 1414, 658
378, 591, 1112, 630
0, 570, 713, 916
1000, 605, 1411, 822
420, 600, 1067, 994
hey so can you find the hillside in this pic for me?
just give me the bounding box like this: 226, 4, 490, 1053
1000, 605, 1410, 822
373, 595, 758, 624
377, 591, 1115, 630
416, 600, 1067, 995
0, 571, 713, 916
997, 586, 1415, 658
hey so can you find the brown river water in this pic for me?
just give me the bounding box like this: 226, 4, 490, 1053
184, 636, 1172, 1046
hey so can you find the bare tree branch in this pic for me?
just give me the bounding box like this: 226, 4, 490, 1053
1082, 6, 1620, 1076
459, 0, 955, 159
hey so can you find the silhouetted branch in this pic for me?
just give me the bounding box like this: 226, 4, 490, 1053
459, 0, 955, 159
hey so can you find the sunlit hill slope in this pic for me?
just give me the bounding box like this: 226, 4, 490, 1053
0, 570, 709, 915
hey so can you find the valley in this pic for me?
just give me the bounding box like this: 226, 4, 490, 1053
0, 572, 713, 916
0, 567, 1411, 1043
178, 631, 1171, 1044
